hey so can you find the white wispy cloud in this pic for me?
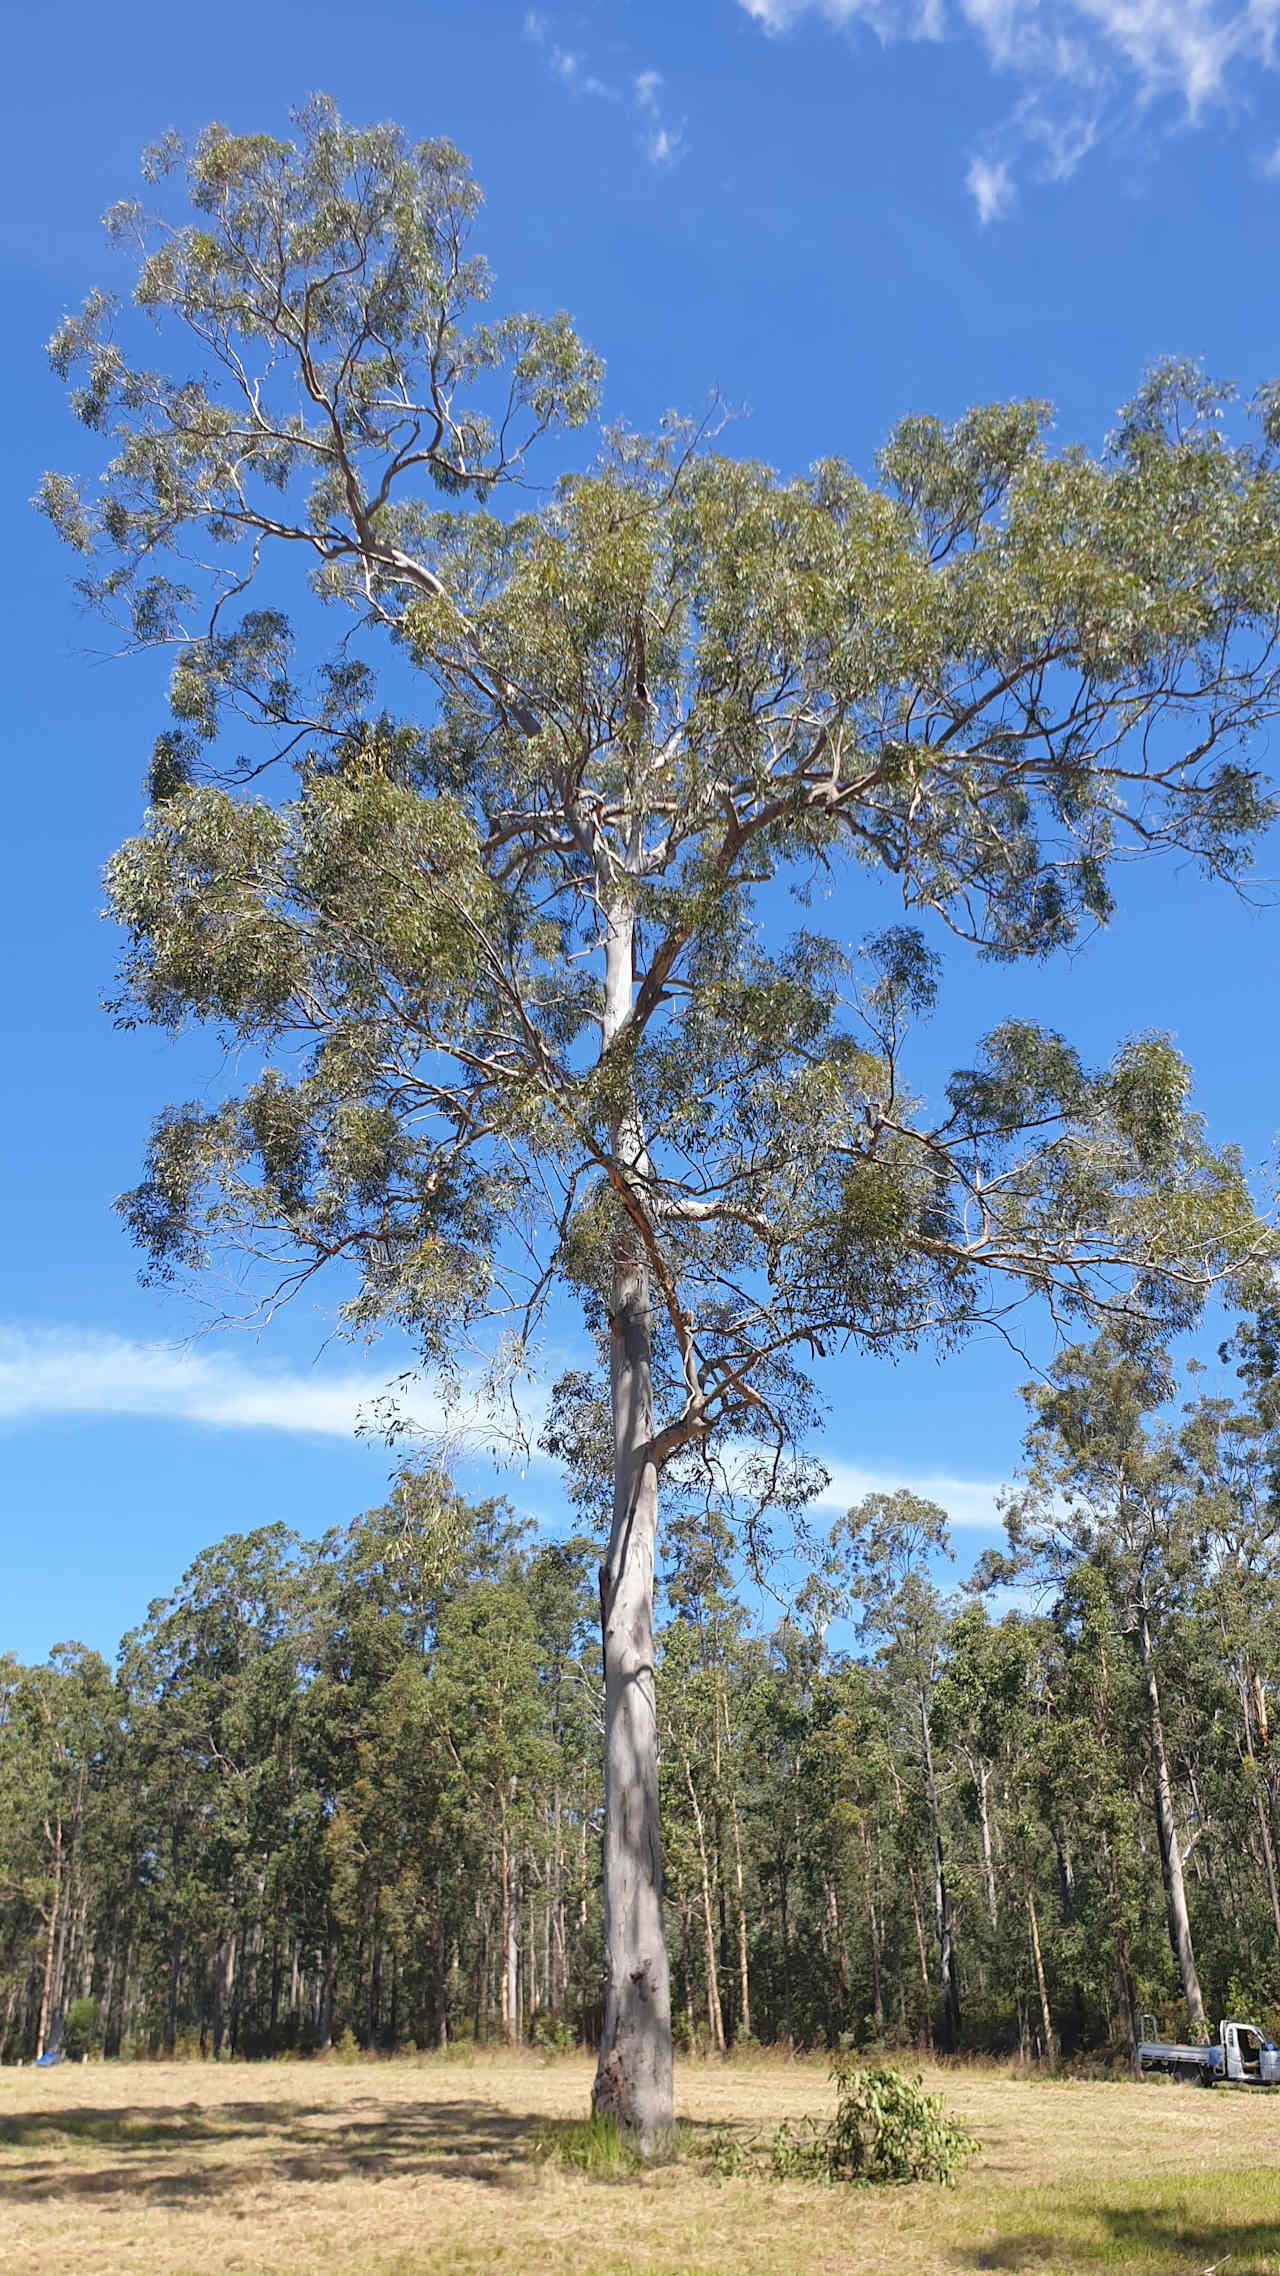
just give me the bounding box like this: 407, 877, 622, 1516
966, 151, 1016, 220
0, 1325, 1011, 1555
736, 0, 1280, 205
811, 1456, 1007, 1531
716, 1438, 1007, 1534
642, 122, 688, 169
524, 13, 686, 164
0, 1323, 520, 1451
632, 65, 688, 165
740, 0, 944, 31
524, 9, 616, 99
550, 46, 617, 99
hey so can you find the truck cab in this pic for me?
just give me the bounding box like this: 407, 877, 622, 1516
1221, 2022, 1280, 2085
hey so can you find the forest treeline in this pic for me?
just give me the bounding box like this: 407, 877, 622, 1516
4, 1319, 1280, 2069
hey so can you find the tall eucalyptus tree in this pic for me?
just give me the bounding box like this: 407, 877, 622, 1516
44, 100, 1280, 2142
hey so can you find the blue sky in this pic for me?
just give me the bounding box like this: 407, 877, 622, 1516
4, 0, 1280, 1663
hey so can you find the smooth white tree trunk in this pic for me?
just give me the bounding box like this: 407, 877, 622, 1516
1138, 1614, 1205, 2029
592, 893, 674, 2153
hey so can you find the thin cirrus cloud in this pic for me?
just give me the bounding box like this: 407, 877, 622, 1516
0, 1324, 1007, 1533
0, 1323, 491, 1448
965, 152, 1015, 222
736, 0, 1280, 216
808, 1457, 1005, 1532
523, 12, 687, 167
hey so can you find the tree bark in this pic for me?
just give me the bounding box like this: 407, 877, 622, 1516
592, 893, 674, 2153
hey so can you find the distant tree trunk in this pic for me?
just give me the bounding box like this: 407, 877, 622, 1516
1138, 1612, 1205, 2029
537, 1866, 548, 2011
35, 1813, 64, 2063
592, 901, 675, 2156
858, 1820, 885, 2035
906, 1858, 932, 2046
165, 1919, 182, 2056
724, 1701, 752, 2041
684, 1755, 725, 2054
269, 1938, 282, 2054
1, 1982, 17, 2059
212, 1931, 237, 2059
1254, 1791, 1280, 1954
777, 1860, 794, 2049
1116, 1932, 1140, 2076
100, 1948, 117, 2055
47, 1755, 87, 2060
473, 1913, 487, 2046
500, 1816, 520, 2044
919, 1687, 959, 2051
974, 1757, 999, 1932
887, 1751, 933, 2047
320, 1945, 337, 2051
506, 1878, 520, 2042
825, 1875, 850, 2021
433, 1903, 449, 2049
365, 1921, 381, 2049
551, 1783, 567, 2016
1237, 1672, 1280, 1954
1027, 1882, 1056, 2064
109, 1939, 132, 2060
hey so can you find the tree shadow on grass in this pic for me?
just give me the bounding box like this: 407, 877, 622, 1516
962, 2236, 1068, 2270
0, 2097, 535, 2203
1101, 2203, 1280, 2268
958, 2200, 1280, 2273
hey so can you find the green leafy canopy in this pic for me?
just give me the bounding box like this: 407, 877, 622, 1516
42, 95, 1280, 1494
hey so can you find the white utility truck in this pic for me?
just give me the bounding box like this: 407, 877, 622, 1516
1138, 2013, 1280, 2086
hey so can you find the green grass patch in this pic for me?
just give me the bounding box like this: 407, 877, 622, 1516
528, 2111, 747, 2181
530, 2110, 643, 2175
962, 2168, 1280, 2273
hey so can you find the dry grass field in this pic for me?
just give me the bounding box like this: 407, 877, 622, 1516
1, 2050, 1279, 2276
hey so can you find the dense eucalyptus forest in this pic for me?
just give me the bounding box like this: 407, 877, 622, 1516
5, 1314, 1280, 2072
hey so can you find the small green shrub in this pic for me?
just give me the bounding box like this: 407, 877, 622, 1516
530, 2009, 578, 2054
61, 1999, 100, 2062
772, 2062, 978, 2187
703, 2126, 751, 2177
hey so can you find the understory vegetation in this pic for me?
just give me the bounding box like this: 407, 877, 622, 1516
4, 1307, 1280, 2073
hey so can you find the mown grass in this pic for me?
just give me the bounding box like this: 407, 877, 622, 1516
1, 2052, 1278, 2274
